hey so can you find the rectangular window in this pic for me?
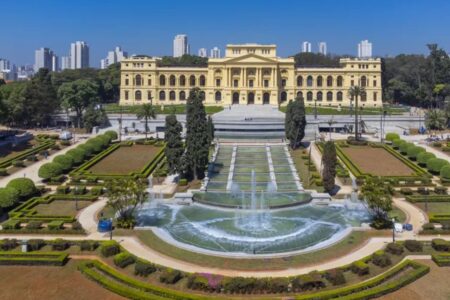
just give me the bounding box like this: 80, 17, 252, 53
249, 80, 254, 87
216, 79, 221, 87
281, 79, 286, 87
373, 92, 377, 101
148, 79, 151, 85
373, 80, 377, 87
233, 79, 238, 87
148, 91, 152, 100
264, 80, 269, 87
125, 91, 129, 100
125, 79, 129, 85
351, 80, 354, 86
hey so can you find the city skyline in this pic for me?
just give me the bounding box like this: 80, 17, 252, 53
1, 0, 450, 66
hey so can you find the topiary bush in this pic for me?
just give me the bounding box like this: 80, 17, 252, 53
385, 133, 400, 142
159, 268, 183, 284
427, 158, 449, 174
351, 260, 369, 276
6, 178, 37, 199
0, 168, 8, 176
392, 139, 405, 149
404, 240, 423, 252
104, 130, 118, 140
386, 242, 404, 255
113, 252, 135, 268
85, 139, 103, 153
399, 142, 414, 154
79, 240, 98, 251
325, 269, 346, 286
0, 187, 20, 209
66, 148, 85, 165
432, 239, 450, 251
38, 162, 63, 180
51, 238, 68, 251
372, 250, 392, 267
134, 260, 157, 277
27, 239, 45, 251
100, 241, 120, 257
53, 155, 74, 171
417, 152, 436, 166
406, 146, 425, 160
440, 165, 450, 181
77, 144, 93, 157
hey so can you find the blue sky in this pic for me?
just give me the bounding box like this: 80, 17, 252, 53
1, 0, 450, 67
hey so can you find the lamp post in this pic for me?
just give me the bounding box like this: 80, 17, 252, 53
314, 99, 318, 120
118, 106, 123, 142
392, 218, 396, 242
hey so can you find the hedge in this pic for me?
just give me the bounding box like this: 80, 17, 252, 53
406, 146, 425, 160
399, 142, 414, 154
405, 195, 450, 203
113, 252, 135, 268
38, 162, 64, 180
432, 253, 450, 267
417, 152, 436, 166
53, 155, 74, 171
6, 178, 37, 199
0, 140, 54, 169
66, 148, 86, 165
392, 139, 406, 149
441, 165, 450, 180
431, 239, 450, 251
104, 130, 118, 140
100, 241, 121, 257
0, 252, 68, 266
426, 158, 449, 174
0, 187, 20, 209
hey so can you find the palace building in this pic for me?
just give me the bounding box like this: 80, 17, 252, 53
120, 44, 382, 107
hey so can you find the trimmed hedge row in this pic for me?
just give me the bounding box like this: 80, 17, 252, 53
432, 253, 450, 267
405, 194, 450, 203
0, 140, 54, 169
0, 251, 68, 266
70, 141, 166, 180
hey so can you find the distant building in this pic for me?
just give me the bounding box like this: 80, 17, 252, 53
302, 41, 312, 53
0, 59, 17, 81
100, 46, 128, 69
210, 47, 221, 58
34, 47, 53, 72
173, 34, 189, 57
17, 65, 34, 81
51, 54, 59, 72
198, 48, 207, 57
61, 56, 70, 70
0, 58, 10, 72
70, 41, 89, 69
318, 42, 327, 55
358, 40, 372, 58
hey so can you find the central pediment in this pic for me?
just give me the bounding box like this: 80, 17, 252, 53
221, 53, 280, 64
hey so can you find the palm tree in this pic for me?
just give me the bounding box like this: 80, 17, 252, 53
348, 86, 365, 140
136, 103, 156, 139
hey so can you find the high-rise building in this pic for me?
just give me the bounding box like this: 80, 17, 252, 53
17, 65, 34, 81
198, 48, 207, 57
70, 41, 89, 69
51, 53, 59, 72
34, 47, 54, 72
210, 47, 221, 58
0, 58, 11, 72
173, 34, 189, 57
100, 46, 128, 69
302, 41, 312, 53
358, 40, 372, 58
0, 59, 17, 81
318, 42, 327, 55
61, 56, 70, 70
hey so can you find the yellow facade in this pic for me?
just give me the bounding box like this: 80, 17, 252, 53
120, 44, 382, 107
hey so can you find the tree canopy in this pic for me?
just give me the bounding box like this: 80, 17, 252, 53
285, 97, 307, 149
164, 114, 184, 175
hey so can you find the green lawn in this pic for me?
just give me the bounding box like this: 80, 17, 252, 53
132, 230, 381, 271
388, 206, 407, 223
34, 200, 93, 217
103, 103, 223, 115
279, 105, 408, 115
290, 148, 324, 192
415, 202, 450, 214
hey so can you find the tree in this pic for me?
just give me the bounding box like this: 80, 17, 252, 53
285, 97, 307, 149
105, 178, 147, 229
348, 86, 365, 140
425, 109, 447, 130
184, 88, 210, 180
97, 63, 121, 102
0, 187, 20, 209
322, 141, 337, 193
136, 103, 156, 139
6, 178, 37, 199
361, 177, 393, 228
164, 114, 184, 175
207, 116, 215, 144
53, 155, 74, 171
38, 162, 63, 180
58, 79, 100, 128
83, 105, 108, 133
66, 148, 86, 165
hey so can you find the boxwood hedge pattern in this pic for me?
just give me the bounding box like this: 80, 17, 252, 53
0, 139, 55, 170
0, 251, 68, 266
70, 141, 165, 181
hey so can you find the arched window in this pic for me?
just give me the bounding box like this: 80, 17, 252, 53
317, 76, 323, 87
147, 91, 152, 100
297, 91, 303, 99
326, 76, 333, 87
169, 91, 176, 101
179, 91, 186, 100
135, 75, 142, 86
317, 91, 323, 101
135, 90, 142, 101
360, 76, 367, 87
159, 75, 166, 86
215, 91, 221, 101
361, 91, 367, 101
169, 75, 176, 86
337, 91, 343, 101
280, 91, 287, 103
247, 92, 255, 104
297, 76, 303, 87
179, 75, 186, 86
307, 76, 313, 87
337, 76, 343, 87
199, 75, 206, 86
327, 92, 333, 101
263, 92, 270, 105
189, 75, 196, 86
307, 91, 313, 101
159, 91, 165, 100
